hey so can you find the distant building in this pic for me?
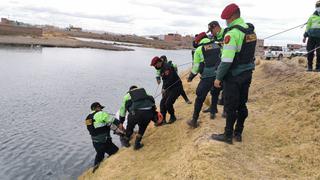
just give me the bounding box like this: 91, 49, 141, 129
287, 44, 303, 50
1, 18, 13, 25
164, 33, 182, 42
66, 25, 82, 32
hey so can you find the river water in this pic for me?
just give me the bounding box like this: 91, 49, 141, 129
0, 46, 192, 180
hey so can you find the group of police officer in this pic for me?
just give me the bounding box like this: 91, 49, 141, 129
185, 3, 257, 145
83, 1, 320, 173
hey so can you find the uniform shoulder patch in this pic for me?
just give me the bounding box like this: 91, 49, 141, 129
203, 44, 213, 51
85, 119, 93, 125
224, 35, 231, 44
246, 33, 257, 43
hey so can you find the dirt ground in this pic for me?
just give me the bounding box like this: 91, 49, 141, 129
79, 57, 320, 180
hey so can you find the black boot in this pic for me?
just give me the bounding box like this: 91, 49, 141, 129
134, 135, 144, 150
234, 134, 242, 142
120, 136, 130, 147
187, 117, 198, 128
202, 107, 211, 113
234, 127, 243, 142
307, 66, 313, 72
222, 111, 227, 118
168, 114, 177, 124
211, 133, 233, 144
92, 162, 100, 173
218, 98, 224, 105
210, 113, 216, 120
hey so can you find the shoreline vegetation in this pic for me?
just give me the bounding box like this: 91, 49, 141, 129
0, 28, 192, 51
79, 57, 320, 180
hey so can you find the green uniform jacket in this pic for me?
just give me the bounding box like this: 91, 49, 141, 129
216, 18, 255, 81
215, 28, 225, 42
305, 12, 320, 38
191, 38, 217, 78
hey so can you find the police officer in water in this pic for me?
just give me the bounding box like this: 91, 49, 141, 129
212, 3, 257, 144
85, 102, 124, 173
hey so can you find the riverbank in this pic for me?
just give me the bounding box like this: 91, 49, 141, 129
44, 29, 190, 50
0, 35, 132, 51
79, 57, 320, 179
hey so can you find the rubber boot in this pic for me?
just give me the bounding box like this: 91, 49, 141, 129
134, 135, 144, 150
120, 136, 130, 147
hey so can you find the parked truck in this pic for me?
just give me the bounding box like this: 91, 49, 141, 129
264, 46, 293, 60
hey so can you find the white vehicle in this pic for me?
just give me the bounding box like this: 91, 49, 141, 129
291, 48, 308, 57
264, 46, 292, 60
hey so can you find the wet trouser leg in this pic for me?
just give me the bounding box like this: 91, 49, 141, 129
93, 139, 119, 165
193, 77, 214, 120
210, 86, 221, 114
224, 71, 252, 137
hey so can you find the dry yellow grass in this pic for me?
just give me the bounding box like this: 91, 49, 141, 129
79, 58, 320, 180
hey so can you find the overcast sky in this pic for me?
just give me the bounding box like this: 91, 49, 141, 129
0, 0, 316, 45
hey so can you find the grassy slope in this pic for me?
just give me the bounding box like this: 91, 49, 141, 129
79, 58, 320, 180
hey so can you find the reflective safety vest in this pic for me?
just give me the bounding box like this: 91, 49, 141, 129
227, 23, 257, 70
199, 41, 221, 78
85, 111, 114, 138
127, 88, 155, 113
306, 12, 320, 38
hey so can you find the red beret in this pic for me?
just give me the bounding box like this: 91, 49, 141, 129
194, 32, 207, 44
150, 56, 161, 66
221, 3, 239, 19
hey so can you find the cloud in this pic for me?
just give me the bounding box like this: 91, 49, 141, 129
22, 6, 134, 24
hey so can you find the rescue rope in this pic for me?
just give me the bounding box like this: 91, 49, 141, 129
262, 22, 307, 40
177, 62, 193, 67
153, 84, 160, 97
154, 71, 190, 99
